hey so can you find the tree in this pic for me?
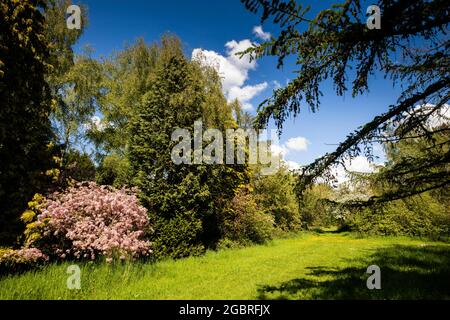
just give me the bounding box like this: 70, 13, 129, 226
252, 165, 301, 231
96, 153, 133, 187
89, 39, 160, 160
129, 36, 248, 258
87, 39, 160, 187
241, 0, 449, 204
0, 0, 53, 244
43, 0, 102, 161
343, 128, 450, 238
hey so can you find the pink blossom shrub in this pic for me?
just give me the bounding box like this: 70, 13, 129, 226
0, 247, 48, 264
0, 247, 48, 274
34, 182, 152, 261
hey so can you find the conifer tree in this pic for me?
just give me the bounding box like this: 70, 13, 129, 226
129, 37, 248, 258
0, 0, 53, 244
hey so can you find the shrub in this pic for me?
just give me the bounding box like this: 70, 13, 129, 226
299, 184, 335, 229
26, 182, 152, 261
151, 213, 205, 259
345, 193, 450, 240
96, 154, 133, 188
0, 247, 48, 274
253, 167, 301, 231
219, 188, 274, 246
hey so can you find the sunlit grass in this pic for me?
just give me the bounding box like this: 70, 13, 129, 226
1, 232, 449, 300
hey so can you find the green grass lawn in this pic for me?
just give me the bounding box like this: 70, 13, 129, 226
1, 232, 449, 300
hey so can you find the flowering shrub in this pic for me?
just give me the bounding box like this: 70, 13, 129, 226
0, 247, 48, 274
29, 182, 152, 261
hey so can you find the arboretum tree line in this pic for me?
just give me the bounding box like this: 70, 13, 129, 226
0, 0, 449, 267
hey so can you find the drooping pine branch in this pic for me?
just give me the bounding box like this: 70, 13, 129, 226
241, 0, 450, 203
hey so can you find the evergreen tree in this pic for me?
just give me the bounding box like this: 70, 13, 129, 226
0, 0, 53, 244
129, 37, 248, 258
241, 0, 449, 204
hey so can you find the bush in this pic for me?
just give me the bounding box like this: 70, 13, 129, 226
25, 182, 152, 261
0, 247, 48, 275
345, 192, 450, 240
96, 154, 133, 187
151, 213, 205, 259
253, 167, 301, 231
219, 188, 274, 246
299, 184, 335, 229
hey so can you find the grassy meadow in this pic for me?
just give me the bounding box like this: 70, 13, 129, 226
1, 232, 449, 300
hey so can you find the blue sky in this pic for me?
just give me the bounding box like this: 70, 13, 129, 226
74, 0, 403, 171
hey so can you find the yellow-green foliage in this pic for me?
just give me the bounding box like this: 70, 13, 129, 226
219, 188, 274, 247
20, 194, 47, 246
347, 191, 450, 240
0, 247, 12, 259
253, 166, 301, 231
300, 183, 335, 228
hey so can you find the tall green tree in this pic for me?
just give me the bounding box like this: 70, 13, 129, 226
0, 0, 53, 244
241, 0, 449, 204
90, 39, 160, 187
44, 0, 101, 162
343, 128, 450, 238
90, 39, 159, 159
129, 36, 248, 258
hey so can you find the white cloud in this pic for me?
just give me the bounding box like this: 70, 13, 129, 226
285, 160, 301, 171
253, 25, 271, 41
269, 135, 310, 159
224, 40, 255, 71
272, 80, 282, 90
270, 143, 288, 157
331, 156, 379, 184
269, 136, 310, 172
85, 115, 107, 132
228, 82, 268, 110
286, 137, 310, 151
413, 103, 450, 129
192, 39, 268, 110
345, 156, 375, 173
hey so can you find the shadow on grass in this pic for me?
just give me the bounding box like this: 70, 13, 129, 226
257, 245, 450, 299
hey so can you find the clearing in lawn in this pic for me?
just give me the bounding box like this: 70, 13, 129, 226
1, 232, 449, 300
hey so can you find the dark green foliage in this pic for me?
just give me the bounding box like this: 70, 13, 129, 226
96, 154, 133, 187
0, 0, 53, 244
253, 166, 301, 231
343, 130, 450, 239
63, 149, 96, 182
298, 184, 335, 229
151, 213, 205, 259
218, 188, 274, 248
346, 195, 450, 240
129, 37, 247, 258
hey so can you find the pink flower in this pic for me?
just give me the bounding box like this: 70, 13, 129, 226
33, 182, 152, 261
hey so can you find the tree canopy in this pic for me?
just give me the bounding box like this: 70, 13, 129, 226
240, 0, 449, 204
0, 0, 54, 244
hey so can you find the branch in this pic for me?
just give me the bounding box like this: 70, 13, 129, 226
297, 78, 450, 193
